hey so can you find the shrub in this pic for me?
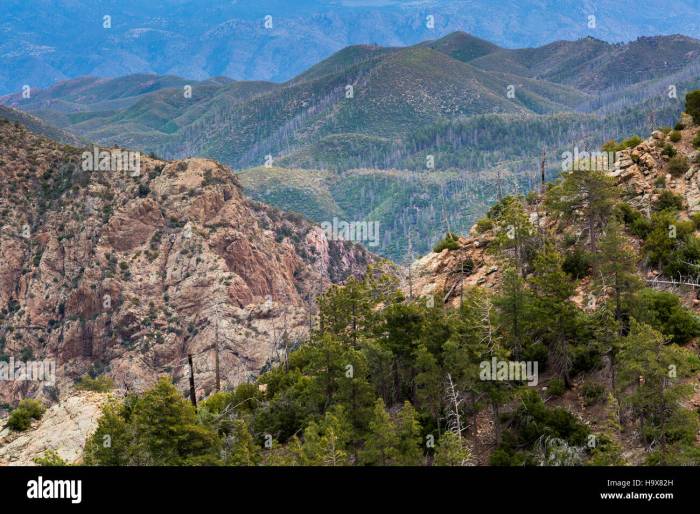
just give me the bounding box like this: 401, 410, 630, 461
75, 374, 114, 392
33, 450, 68, 466
616, 203, 652, 239
562, 248, 591, 279
475, 217, 494, 233
7, 399, 46, 431
674, 122, 685, 131
668, 155, 689, 177
433, 233, 460, 253
654, 175, 666, 188
137, 184, 150, 198
580, 382, 605, 406
662, 144, 677, 158
693, 133, 700, 149
669, 130, 682, 143
685, 90, 700, 124
633, 289, 700, 344
654, 190, 684, 212
547, 378, 566, 397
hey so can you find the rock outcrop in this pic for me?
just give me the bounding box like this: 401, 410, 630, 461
0, 391, 108, 465
0, 119, 372, 407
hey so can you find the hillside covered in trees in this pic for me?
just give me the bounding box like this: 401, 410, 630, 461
68, 93, 700, 467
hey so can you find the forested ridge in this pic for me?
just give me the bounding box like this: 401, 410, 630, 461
74, 93, 700, 467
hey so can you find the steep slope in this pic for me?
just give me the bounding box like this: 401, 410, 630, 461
0, 105, 83, 146
0, 119, 372, 406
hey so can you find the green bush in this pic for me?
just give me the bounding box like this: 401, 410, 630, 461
674, 122, 685, 131
33, 450, 68, 466
580, 382, 605, 406
547, 378, 566, 397
668, 155, 689, 177
615, 203, 651, 238
433, 232, 460, 253
475, 217, 494, 233
693, 132, 700, 149
691, 212, 700, 229
7, 399, 46, 431
562, 248, 591, 279
669, 130, 682, 143
662, 144, 677, 158
654, 190, 684, 212
633, 289, 700, 344
685, 90, 700, 124
75, 374, 114, 392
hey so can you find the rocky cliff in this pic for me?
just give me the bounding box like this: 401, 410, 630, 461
410, 113, 700, 307
0, 118, 372, 406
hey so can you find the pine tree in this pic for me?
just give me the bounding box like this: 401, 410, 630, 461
495, 267, 534, 360
617, 321, 700, 462
132, 377, 221, 465
226, 418, 260, 466
395, 401, 424, 465
83, 401, 133, 465
302, 406, 351, 466
596, 220, 641, 331
434, 431, 470, 466
359, 399, 399, 465
546, 168, 618, 252
530, 246, 577, 388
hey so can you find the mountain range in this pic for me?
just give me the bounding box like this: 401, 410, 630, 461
5, 31, 700, 259
3, 0, 700, 95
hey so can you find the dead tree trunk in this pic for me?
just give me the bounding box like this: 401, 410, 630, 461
188, 354, 197, 409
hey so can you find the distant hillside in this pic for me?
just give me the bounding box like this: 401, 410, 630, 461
0, 105, 83, 146
5, 32, 700, 261
3, 0, 700, 94
5, 32, 700, 170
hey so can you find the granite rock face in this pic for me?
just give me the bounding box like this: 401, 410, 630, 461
0, 120, 371, 406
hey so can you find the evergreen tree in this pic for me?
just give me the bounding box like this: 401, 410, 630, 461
433, 431, 470, 466
618, 321, 700, 462
530, 246, 577, 387
546, 168, 618, 252
83, 401, 133, 466
359, 399, 399, 465
226, 418, 260, 466
301, 406, 351, 466
395, 401, 424, 465
494, 267, 534, 360
596, 220, 641, 332
132, 378, 221, 465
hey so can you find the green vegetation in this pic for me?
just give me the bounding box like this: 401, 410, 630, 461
75, 374, 114, 392
33, 450, 69, 466
686, 90, 700, 124
83, 171, 700, 465
668, 155, 689, 177
7, 399, 46, 431
433, 233, 460, 252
